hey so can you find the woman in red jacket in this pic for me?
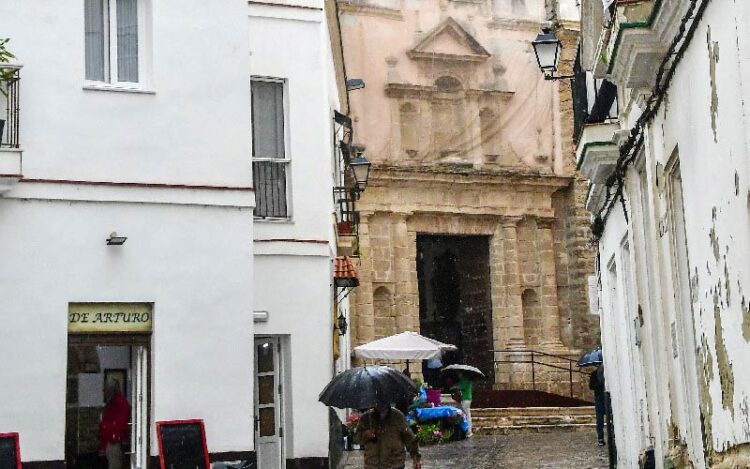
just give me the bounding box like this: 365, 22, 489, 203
99, 380, 131, 469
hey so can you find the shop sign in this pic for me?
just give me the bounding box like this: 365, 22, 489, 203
68, 303, 153, 333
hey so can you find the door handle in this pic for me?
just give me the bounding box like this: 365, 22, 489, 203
254, 416, 259, 432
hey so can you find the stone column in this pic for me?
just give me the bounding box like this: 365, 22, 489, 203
353, 211, 376, 349
537, 217, 565, 350
393, 213, 419, 332
501, 216, 526, 350
489, 221, 507, 350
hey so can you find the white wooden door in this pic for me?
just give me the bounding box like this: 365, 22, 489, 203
254, 338, 283, 469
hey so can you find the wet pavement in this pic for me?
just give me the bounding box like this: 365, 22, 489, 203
339, 431, 609, 469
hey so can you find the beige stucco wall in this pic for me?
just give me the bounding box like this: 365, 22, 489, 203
339, 0, 598, 397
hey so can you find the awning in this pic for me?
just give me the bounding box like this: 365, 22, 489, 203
334, 256, 359, 287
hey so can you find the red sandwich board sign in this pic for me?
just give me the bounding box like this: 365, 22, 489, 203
156, 420, 210, 469
0, 433, 21, 469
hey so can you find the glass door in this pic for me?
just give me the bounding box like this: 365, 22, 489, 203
254, 337, 283, 469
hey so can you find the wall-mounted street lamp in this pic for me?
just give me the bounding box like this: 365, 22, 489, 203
106, 232, 127, 246
337, 311, 348, 336
349, 152, 371, 192
532, 27, 574, 81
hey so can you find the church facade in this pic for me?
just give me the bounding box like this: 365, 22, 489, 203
338, 0, 599, 397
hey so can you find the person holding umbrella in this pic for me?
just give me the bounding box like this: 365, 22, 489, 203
318, 365, 422, 469
441, 364, 485, 438
454, 372, 473, 437
578, 347, 605, 446
356, 402, 422, 469
589, 364, 606, 446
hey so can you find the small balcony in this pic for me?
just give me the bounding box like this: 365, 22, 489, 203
595, 0, 678, 88
0, 63, 22, 194
332, 111, 366, 257
573, 45, 620, 189
577, 122, 620, 181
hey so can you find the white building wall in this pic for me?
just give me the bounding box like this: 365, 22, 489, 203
0, 0, 252, 187
594, 2, 750, 466
0, 199, 255, 460
0, 0, 256, 462
253, 253, 334, 460
248, 1, 340, 462
598, 203, 644, 469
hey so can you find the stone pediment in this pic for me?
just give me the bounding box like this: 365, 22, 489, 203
408, 18, 491, 63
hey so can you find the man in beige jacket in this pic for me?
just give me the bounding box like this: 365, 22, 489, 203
356, 402, 422, 469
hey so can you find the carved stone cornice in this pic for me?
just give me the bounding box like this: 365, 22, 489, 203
369, 164, 573, 190
500, 216, 524, 228
336, 1, 403, 20
356, 168, 567, 219
385, 82, 514, 100
407, 51, 489, 63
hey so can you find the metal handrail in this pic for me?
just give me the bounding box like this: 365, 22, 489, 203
492, 348, 592, 398
492, 348, 581, 364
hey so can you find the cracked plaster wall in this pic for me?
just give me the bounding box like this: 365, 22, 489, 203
595, 2, 750, 467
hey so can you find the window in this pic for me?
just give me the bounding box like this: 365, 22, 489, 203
252, 79, 289, 219
85, 0, 141, 84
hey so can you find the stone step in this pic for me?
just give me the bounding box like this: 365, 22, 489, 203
472, 406, 596, 417
473, 423, 597, 435
472, 415, 596, 426
471, 406, 597, 435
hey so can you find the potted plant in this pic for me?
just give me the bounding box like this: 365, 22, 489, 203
0, 38, 16, 145
337, 221, 353, 236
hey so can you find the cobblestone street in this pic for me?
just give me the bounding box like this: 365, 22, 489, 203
339, 431, 609, 469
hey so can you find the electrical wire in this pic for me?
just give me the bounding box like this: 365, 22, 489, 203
591, 0, 712, 239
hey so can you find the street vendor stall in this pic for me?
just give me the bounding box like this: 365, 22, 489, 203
351, 333, 470, 442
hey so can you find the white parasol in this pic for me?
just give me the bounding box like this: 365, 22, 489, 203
353, 331, 457, 361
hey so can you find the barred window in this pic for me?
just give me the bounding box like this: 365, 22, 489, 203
252, 79, 289, 218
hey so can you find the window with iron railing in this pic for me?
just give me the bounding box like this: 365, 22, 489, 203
252, 79, 290, 219
0, 65, 20, 149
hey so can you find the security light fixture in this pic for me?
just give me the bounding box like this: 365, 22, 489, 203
532, 27, 574, 81
346, 78, 365, 91
349, 152, 371, 191
337, 311, 348, 336
106, 232, 127, 246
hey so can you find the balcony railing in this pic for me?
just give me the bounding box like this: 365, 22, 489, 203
332, 111, 363, 244
0, 64, 21, 149
333, 186, 360, 237
253, 159, 290, 219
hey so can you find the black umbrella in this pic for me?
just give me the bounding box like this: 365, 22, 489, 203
440, 364, 486, 380
318, 365, 418, 410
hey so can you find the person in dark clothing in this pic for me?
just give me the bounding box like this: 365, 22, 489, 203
589, 364, 606, 446
356, 403, 422, 469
